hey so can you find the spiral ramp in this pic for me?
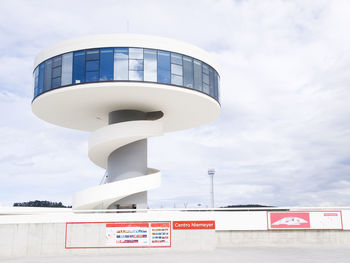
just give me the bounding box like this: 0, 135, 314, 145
72, 116, 163, 210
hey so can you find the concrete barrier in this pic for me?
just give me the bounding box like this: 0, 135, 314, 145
0, 207, 349, 258
216, 230, 350, 247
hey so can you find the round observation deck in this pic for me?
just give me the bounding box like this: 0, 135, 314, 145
31, 34, 221, 132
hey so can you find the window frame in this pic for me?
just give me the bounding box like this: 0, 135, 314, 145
33, 47, 220, 103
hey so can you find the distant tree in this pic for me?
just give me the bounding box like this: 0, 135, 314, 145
13, 200, 72, 208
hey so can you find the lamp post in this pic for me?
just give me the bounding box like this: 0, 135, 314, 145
208, 169, 215, 208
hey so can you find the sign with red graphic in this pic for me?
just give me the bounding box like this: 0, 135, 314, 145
267, 211, 343, 230
173, 220, 215, 230
269, 212, 310, 229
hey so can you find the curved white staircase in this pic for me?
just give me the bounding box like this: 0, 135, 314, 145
72, 119, 163, 210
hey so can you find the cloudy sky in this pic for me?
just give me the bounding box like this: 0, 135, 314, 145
0, 0, 350, 208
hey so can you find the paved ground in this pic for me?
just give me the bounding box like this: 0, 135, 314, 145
2, 246, 350, 263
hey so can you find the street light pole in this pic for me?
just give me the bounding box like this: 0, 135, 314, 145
208, 169, 215, 208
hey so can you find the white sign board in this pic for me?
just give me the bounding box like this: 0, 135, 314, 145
105, 222, 171, 247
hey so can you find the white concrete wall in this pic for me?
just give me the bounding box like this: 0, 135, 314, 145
0, 223, 67, 258
341, 210, 350, 229
0, 222, 215, 258
216, 230, 350, 247
213, 211, 267, 230
1, 208, 350, 258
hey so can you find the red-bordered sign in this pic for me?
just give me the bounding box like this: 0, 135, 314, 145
173, 220, 215, 230
267, 211, 343, 230
65, 221, 171, 249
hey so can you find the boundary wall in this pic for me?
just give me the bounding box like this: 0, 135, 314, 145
0, 207, 350, 258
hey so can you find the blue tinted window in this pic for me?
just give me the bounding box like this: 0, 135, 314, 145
217, 77, 220, 101
202, 64, 209, 83
129, 70, 143, 81
100, 48, 113, 81
52, 66, 61, 79
44, 59, 52, 91
171, 53, 183, 86
144, 49, 157, 82
171, 74, 183, 86
129, 59, 143, 71
209, 67, 215, 97
51, 55, 62, 91
51, 56, 62, 90
52, 56, 62, 68
73, 51, 85, 84
203, 64, 209, 75
202, 64, 209, 93
129, 48, 143, 59
183, 56, 193, 89
157, 51, 170, 84
214, 72, 219, 100
194, 60, 202, 91
85, 49, 99, 83
203, 83, 209, 93
34, 67, 39, 97
38, 63, 45, 94
129, 48, 143, 81
86, 71, 99, 82
171, 64, 182, 76
171, 53, 182, 65
86, 60, 99, 71
203, 73, 209, 85
61, 52, 73, 86
114, 48, 128, 80
218, 75, 220, 101
86, 49, 99, 60
52, 77, 61, 89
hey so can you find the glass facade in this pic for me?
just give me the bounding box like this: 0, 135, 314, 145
171, 53, 183, 86
99, 48, 114, 81
193, 59, 202, 92
33, 47, 220, 102
51, 56, 62, 89
43, 59, 52, 92
183, 56, 193, 89
85, 49, 99, 82
144, 49, 157, 82
202, 64, 209, 94
61, 52, 73, 85
129, 48, 143, 81
73, 51, 85, 84
157, 51, 170, 84
114, 48, 128, 80
38, 63, 44, 95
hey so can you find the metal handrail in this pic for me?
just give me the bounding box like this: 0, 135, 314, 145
1, 206, 350, 215
72, 206, 350, 214
99, 171, 108, 185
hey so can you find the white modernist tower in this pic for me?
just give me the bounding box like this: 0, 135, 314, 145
32, 34, 221, 210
